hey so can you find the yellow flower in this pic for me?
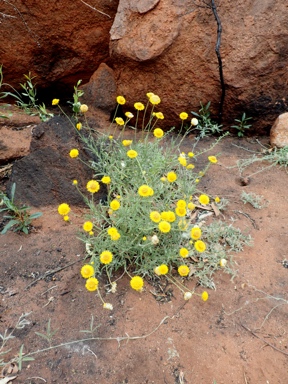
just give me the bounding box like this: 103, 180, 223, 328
150, 211, 161, 223
52, 99, 59, 105
155, 112, 164, 119
85, 277, 98, 291
125, 111, 134, 119
134, 102, 145, 111
101, 176, 111, 184
160, 176, 166, 182
115, 117, 124, 126
116, 95, 126, 105
219, 259, 227, 267
58, 203, 70, 216
153, 128, 164, 138
187, 202, 195, 210
76, 122, 82, 130
63, 215, 69, 222
215, 196, 221, 203
194, 240, 206, 252
87, 180, 100, 193
80, 104, 88, 113
83, 221, 93, 232
81, 264, 94, 279
110, 232, 120, 241
177, 200, 186, 208
178, 265, 190, 277
107, 227, 118, 236
191, 227, 202, 240
165, 211, 176, 223
72, 179, 78, 185
208, 155, 218, 163
154, 264, 169, 275
130, 276, 144, 291
175, 206, 186, 217
178, 156, 187, 167
142, 236, 147, 241
122, 140, 132, 147
100, 250, 113, 264
138, 185, 154, 197
146, 92, 154, 98
179, 112, 188, 120
149, 94, 161, 105
191, 117, 198, 126
127, 149, 138, 158
89, 231, 94, 236
109, 135, 113, 140
201, 291, 209, 301
179, 248, 189, 258
110, 199, 120, 211
188, 152, 194, 158
69, 149, 79, 158
198, 194, 210, 205
195, 178, 200, 183
167, 171, 177, 183
186, 164, 195, 170
158, 221, 171, 233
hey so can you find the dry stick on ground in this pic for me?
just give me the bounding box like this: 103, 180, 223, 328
80, 0, 111, 18
240, 323, 288, 357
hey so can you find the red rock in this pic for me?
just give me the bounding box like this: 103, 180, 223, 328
270, 113, 288, 148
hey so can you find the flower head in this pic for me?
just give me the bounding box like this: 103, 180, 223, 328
178, 219, 188, 231
191, 117, 198, 126
184, 292, 193, 300
87, 180, 100, 193
101, 176, 111, 184
190, 227, 202, 240
161, 211, 176, 223
52, 99, 59, 105
201, 291, 209, 301
146, 92, 154, 98
138, 185, 154, 197
179, 247, 189, 258
154, 264, 169, 276
178, 156, 187, 167
122, 140, 132, 147
177, 200, 186, 209
167, 171, 177, 183
58, 203, 70, 216
127, 149, 138, 158
151, 235, 159, 245
208, 156, 218, 164
81, 264, 94, 279
125, 111, 134, 119
198, 194, 210, 205
134, 102, 145, 111
76, 122, 82, 130
188, 152, 194, 158
158, 221, 171, 233
153, 128, 164, 138
150, 211, 161, 223
130, 276, 144, 291
80, 104, 88, 113
69, 149, 79, 158
110, 199, 120, 211
178, 265, 190, 277
100, 250, 113, 264
179, 112, 188, 120
83, 221, 93, 232
155, 112, 164, 119
219, 259, 227, 267
85, 277, 98, 291
194, 240, 206, 253
186, 164, 195, 170
175, 206, 186, 217
63, 215, 69, 222
116, 95, 126, 105
149, 94, 161, 105
103, 303, 113, 310
215, 196, 221, 203
187, 202, 195, 210
115, 117, 124, 126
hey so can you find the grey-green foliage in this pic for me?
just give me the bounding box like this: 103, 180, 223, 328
191, 101, 223, 138
0, 65, 53, 122
231, 112, 252, 137
0, 183, 42, 234
241, 191, 268, 209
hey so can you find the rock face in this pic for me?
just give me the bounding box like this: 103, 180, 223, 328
270, 113, 288, 148
1, 0, 288, 133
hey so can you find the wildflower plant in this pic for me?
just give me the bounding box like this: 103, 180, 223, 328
56, 90, 252, 306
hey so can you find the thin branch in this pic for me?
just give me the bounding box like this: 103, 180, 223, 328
80, 0, 111, 18
0, 11, 16, 18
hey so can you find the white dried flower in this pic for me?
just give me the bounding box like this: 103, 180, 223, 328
110, 282, 117, 293
121, 161, 126, 168
151, 235, 159, 245
191, 117, 199, 126
85, 243, 94, 256
0, 199, 3, 206
219, 259, 227, 268
103, 303, 113, 310
184, 292, 193, 300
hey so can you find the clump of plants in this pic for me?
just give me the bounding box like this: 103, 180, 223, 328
241, 191, 268, 209
0, 183, 42, 234
55, 92, 252, 309
231, 112, 252, 137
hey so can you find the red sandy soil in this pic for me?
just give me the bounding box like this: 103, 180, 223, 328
1, 134, 288, 384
